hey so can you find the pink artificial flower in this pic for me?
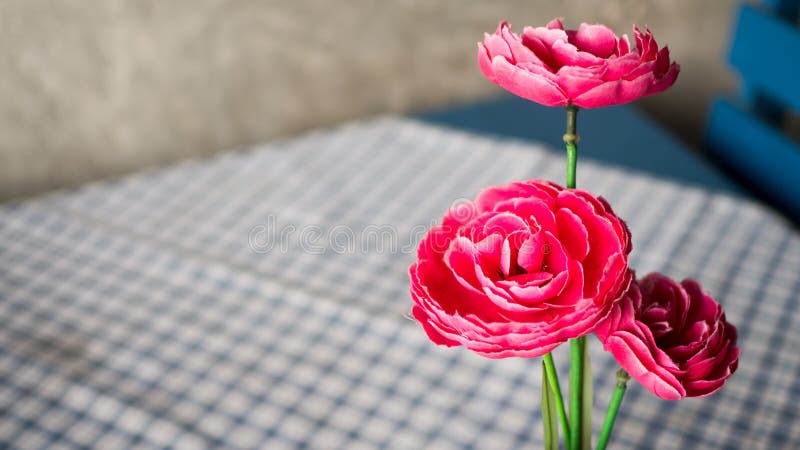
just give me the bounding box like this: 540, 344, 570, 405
410, 180, 632, 358
477, 19, 680, 108
596, 273, 740, 400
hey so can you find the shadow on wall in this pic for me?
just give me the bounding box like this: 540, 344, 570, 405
0, 0, 737, 201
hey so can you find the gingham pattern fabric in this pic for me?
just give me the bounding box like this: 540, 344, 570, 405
1, 117, 798, 449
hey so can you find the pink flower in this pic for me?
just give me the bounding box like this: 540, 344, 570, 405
477, 19, 680, 108
409, 180, 632, 358
596, 273, 740, 400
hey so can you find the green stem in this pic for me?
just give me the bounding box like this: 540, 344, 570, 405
565, 105, 582, 450
542, 352, 571, 446
564, 105, 579, 189
569, 336, 585, 450
596, 369, 630, 450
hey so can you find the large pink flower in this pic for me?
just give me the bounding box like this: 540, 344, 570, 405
596, 273, 740, 400
477, 19, 680, 108
410, 180, 632, 358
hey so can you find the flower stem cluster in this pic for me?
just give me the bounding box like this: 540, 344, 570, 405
411, 17, 739, 450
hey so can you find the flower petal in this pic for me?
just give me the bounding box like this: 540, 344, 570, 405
556, 207, 590, 260
556, 65, 606, 99
574, 23, 618, 58
489, 57, 569, 106
571, 73, 652, 108
551, 39, 605, 68
647, 62, 680, 95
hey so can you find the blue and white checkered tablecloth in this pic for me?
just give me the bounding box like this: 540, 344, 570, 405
1, 117, 799, 449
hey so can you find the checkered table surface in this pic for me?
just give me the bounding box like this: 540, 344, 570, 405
1, 117, 799, 449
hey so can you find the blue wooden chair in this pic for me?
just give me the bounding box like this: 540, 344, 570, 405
706, 0, 800, 222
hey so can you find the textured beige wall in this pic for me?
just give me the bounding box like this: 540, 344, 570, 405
0, 0, 737, 201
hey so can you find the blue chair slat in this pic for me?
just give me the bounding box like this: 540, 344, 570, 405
707, 98, 800, 220
729, 4, 800, 113
705, 1, 800, 222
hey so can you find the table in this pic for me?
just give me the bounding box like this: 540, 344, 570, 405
1, 115, 799, 449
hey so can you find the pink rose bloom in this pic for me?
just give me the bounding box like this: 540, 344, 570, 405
596, 273, 740, 400
477, 19, 680, 108
409, 180, 632, 358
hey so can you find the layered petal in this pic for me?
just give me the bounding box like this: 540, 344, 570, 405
478, 20, 679, 108
597, 273, 740, 399
410, 179, 632, 358
489, 57, 568, 106
573, 23, 618, 58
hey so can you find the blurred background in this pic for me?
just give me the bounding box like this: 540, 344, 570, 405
4, 3, 800, 450
0, 0, 738, 202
